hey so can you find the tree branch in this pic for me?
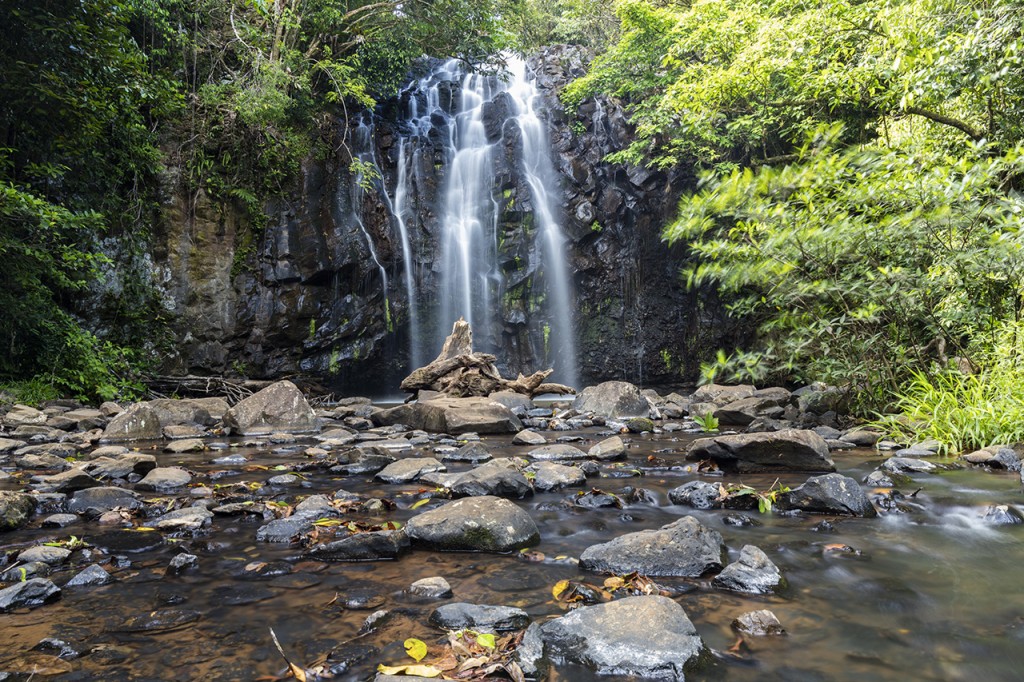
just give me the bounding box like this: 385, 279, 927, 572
904, 106, 983, 140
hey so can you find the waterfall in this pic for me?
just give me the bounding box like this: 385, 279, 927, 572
349, 119, 389, 325
355, 55, 580, 387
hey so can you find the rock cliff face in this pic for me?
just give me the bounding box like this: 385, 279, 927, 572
150, 46, 735, 392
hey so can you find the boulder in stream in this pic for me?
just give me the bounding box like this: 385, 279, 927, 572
373, 397, 523, 435
686, 429, 835, 473
537, 596, 708, 678
579, 516, 726, 577
776, 473, 877, 517
222, 380, 319, 435
712, 545, 785, 594
406, 496, 539, 552
0, 491, 37, 531
572, 381, 650, 418
0, 578, 61, 612
429, 603, 530, 632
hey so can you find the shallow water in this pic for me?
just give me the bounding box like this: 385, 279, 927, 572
2, 426, 1024, 681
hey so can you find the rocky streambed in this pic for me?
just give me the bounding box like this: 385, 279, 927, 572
1, 380, 1023, 681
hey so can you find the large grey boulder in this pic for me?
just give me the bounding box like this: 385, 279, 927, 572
686, 429, 835, 473
712, 545, 785, 594
373, 397, 522, 435
532, 462, 586, 491
406, 496, 539, 552
588, 435, 627, 461
3, 404, 47, 428
149, 398, 228, 427
222, 380, 319, 435
538, 596, 708, 678
579, 516, 726, 577
690, 384, 755, 406
776, 473, 877, 517
136, 467, 192, 491
375, 458, 445, 484
100, 403, 163, 442
67, 486, 143, 515
306, 530, 410, 561
572, 381, 649, 418
0, 491, 37, 531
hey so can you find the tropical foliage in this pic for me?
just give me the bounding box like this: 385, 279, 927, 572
566, 0, 1024, 421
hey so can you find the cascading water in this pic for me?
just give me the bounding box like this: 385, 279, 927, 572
358, 55, 580, 387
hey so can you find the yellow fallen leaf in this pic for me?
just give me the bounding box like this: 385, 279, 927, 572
476, 632, 496, 649
404, 638, 428, 662
552, 579, 570, 600
603, 576, 625, 590
410, 498, 432, 510
377, 664, 442, 677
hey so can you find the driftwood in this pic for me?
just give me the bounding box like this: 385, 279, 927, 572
145, 374, 335, 404
400, 319, 576, 400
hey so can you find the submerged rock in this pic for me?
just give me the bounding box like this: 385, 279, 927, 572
375, 458, 445, 484
712, 545, 784, 594
733, 609, 786, 636
686, 429, 835, 473
527, 444, 589, 461
449, 460, 532, 499
777, 473, 877, 517
983, 504, 1024, 525
307, 530, 410, 561
668, 481, 721, 510
408, 577, 452, 600
406, 496, 539, 552
579, 516, 726, 577
539, 596, 707, 678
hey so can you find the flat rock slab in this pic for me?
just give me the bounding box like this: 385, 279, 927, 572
67, 487, 142, 515
686, 429, 835, 473
306, 530, 410, 562
429, 603, 530, 632
579, 516, 725, 577
527, 444, 589, 461
532, 462, 585, 491
406, 496, 539, 552
449, 462, 532, 499
777, 473, 877, 517
136, 467, 192, 491
0, 578, 61, 612
538, 596, 707, 678
373, 397, 522, 435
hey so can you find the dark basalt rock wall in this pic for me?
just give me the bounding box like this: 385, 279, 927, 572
148, 46, 737, 392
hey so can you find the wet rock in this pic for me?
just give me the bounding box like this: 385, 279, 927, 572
0, 437, 27, 452
149, 397, 228, 427
41, 513, 78, 528
532, 462, 585, 491
715, 397, 786, 426
0, 561, 49, 582
256, 515, 315, 543
373, 397, 523, 434
306, 530, 410, 561
777, 473, 877, 517
882, 456, 937, 474
17, 546, 71, 566
164, 438, 206, 453
33, 637, 80, 659
375, 457, 446, 484
539, 596, 707, 678
692, 384, 756, 406
136, 467, 192, 491
573, 381, 650, 418
733, 609, 786, 636
686, 429, 835, 473
222, 380, 319, 435
17, 452, 72, 471
668, 481, 721, 510
0, 578, 61, 612
90, 529, 164, 553
167, 553, 198, 574
712, 545, 784, 594
79, 453, 157, 480
443, 442, 493, 463
579, 516, 726, 577
984, 504, 1024, 525
163, 424, 205, 440
65, 563, 113, 587
406, 496, 540, 552
723, 513, 760, 527
154, 507, 213, 531
408, 577, 452, 599
528, 443, 589, 461
0, 491, 37, 531
512, 429, 546, 446
626, 417, 654, 433
487, 390, 534, 413
294, 494, 338, 517
963, 447, 1022, 472
265, 473, 301, 486
100, 403, 163, 442
33, 468, 101, 493
841, 428, 882, 447
118, 608, 200, 632
588, 435, 626, 461
332, 448, 396, 475
450, 460, 532, 499
66, 486, 141, 515
429, 603, 530, 632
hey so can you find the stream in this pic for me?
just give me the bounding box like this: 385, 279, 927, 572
2, 421, 1023, 681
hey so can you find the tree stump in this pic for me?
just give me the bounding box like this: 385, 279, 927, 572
400, 319, 576, 400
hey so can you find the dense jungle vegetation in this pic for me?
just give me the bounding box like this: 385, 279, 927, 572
2, 0, 1023, 450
